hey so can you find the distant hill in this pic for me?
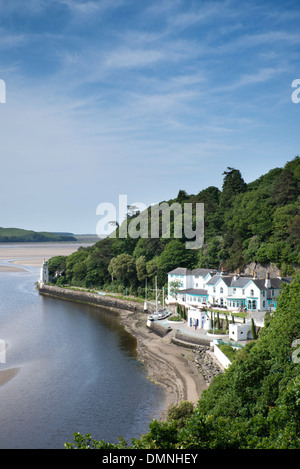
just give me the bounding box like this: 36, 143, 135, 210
0, 227, 77, 243
74, 234, 103, 243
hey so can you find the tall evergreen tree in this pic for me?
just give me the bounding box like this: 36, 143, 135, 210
220, 167, 247, 207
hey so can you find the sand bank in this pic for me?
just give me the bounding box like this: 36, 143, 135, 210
0, 368, 20, 387
118, 308, 208, 419
0, 265, 27, 272
0, 243, 91, 267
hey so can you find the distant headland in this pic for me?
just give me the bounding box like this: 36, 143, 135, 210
0, 227, 94, 243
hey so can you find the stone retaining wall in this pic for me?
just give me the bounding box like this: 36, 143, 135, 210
37, 284, 155, 314
193, 345, 224, 384
175, 330, 210, 346
147, 321, 172, 337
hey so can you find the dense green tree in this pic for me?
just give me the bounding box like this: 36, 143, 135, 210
135, 255, 147, 282
108, 254, 136, 287
47, 255, 67, 278
65, 249, 90, 285
220, 167, 247, 208
271, 169, 298, 206
287, 213, 300, 247
156, 239, 198, 281
176, 189, 189, 203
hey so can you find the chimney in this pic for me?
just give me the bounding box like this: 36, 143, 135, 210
233, 271, 240, 281
253, 271, 257, 278
278, 270, 282, 279
265, 272, 271, 289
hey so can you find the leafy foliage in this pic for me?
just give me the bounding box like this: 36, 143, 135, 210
50, 156, 300, 291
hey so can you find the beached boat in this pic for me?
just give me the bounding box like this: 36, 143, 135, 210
147, 309, 171, 321
147, 277, 171, 321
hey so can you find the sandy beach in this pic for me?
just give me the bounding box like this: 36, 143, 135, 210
0, 243, 90, 387
0, 368, 20, 387
0, 243, 87, 270
118, 308, 208, 419
0, 242, 208, 418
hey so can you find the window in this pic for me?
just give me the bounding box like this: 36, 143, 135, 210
250, 289, 254, 297
220, 287, 223, 294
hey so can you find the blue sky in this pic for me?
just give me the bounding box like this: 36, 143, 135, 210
0, 0, 299, 234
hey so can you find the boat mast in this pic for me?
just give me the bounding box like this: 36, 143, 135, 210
144, 277, 148, 311
155, 276, 158, 312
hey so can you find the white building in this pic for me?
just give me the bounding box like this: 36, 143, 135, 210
187, 307, 209, 329
39, 260, 49, 285
229, 323, 253, 341
167, 268, 290, 312
168, 267, 216, 307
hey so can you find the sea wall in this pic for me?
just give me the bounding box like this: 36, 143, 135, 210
37, 284, 155, 315
173, 330, 210, 347
147, 321, 172, 337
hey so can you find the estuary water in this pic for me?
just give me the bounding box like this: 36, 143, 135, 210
0, 250, 164, 449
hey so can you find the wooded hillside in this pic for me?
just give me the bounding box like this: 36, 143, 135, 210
48, 156, 300, 291
0, 227, 76, 243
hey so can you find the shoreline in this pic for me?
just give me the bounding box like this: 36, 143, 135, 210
37, 284, 208, 420
118, 308, 208, 420
0, 238, 209, 421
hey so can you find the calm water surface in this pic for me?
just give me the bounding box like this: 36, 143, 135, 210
0, 265, 165, 449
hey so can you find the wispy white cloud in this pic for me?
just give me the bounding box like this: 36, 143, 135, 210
0, 0, 299, 232
222, 66, 286, 91
0, 29, 27, 49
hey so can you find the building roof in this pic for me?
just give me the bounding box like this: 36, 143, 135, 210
252, 277, 291, 290
168, 267, 189, 275
231, 277, 253, 288
168, 267, 292, 290
168, 267, 216, 276
191, 268, 216, 277
179, 288, 208, 295
206, 275, 232, 286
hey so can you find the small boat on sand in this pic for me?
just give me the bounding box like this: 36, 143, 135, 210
147, 277, 171, 321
